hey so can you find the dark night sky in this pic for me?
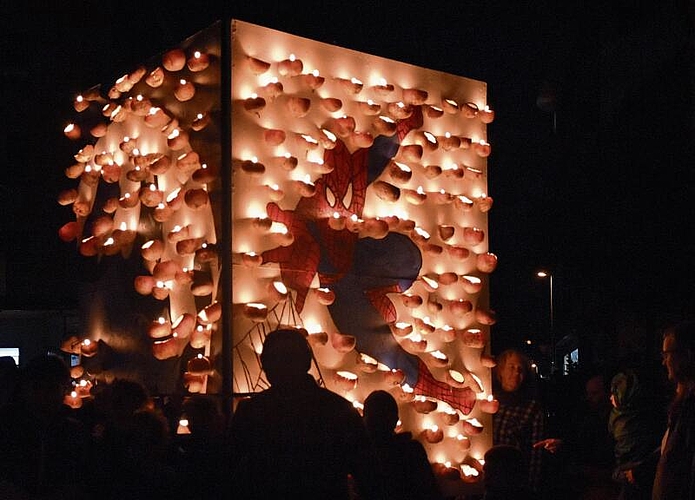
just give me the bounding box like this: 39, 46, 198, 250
2, 1, 694, 358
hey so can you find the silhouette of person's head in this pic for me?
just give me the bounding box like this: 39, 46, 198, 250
585, 373, 609, 410
663, 319, 695, 384
109, 378, 150, 412
182, 395, 225, 437
19, 352, 71, 415
93, 378, 152, 428
363, 390, 399, 438
260, 328, 312, 386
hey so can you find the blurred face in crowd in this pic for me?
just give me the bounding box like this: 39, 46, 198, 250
499, 353, 525, 392
662, 333, 686, 383
585, 375, 608, 409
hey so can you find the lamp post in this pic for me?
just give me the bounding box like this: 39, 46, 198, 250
536, 270, 555, 374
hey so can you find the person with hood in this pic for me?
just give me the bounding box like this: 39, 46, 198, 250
608, 368, 662, 500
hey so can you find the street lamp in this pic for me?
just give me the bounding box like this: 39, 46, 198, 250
536, 270, 555, 374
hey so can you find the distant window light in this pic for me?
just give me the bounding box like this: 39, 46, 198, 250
563, 348, 579, 375
0, 348, 19, 366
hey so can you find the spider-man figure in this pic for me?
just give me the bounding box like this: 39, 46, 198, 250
262, 107, 423, 384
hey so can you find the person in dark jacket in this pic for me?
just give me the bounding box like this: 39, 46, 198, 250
492, 349, 547, 494
608, 368, 661, 500
363, 389, 443, 500
652, 319, 695, 499
483, 444, 536, 499
0, 353, 90, 499
228, 328, 386, 499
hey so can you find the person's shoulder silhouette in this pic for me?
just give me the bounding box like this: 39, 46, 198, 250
229, 328, 386, 500
0, 353, 90, 499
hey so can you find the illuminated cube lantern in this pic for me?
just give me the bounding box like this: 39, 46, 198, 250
57, 19, 499, 491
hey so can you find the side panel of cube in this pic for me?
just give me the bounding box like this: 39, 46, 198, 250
58, 22, 224, 395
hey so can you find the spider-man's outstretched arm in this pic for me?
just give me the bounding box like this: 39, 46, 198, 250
261, 202, 320, 312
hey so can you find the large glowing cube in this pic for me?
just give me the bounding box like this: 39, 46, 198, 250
57, 19, 497, 491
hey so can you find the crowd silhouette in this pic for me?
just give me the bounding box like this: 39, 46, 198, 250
1, 319, 693, 499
